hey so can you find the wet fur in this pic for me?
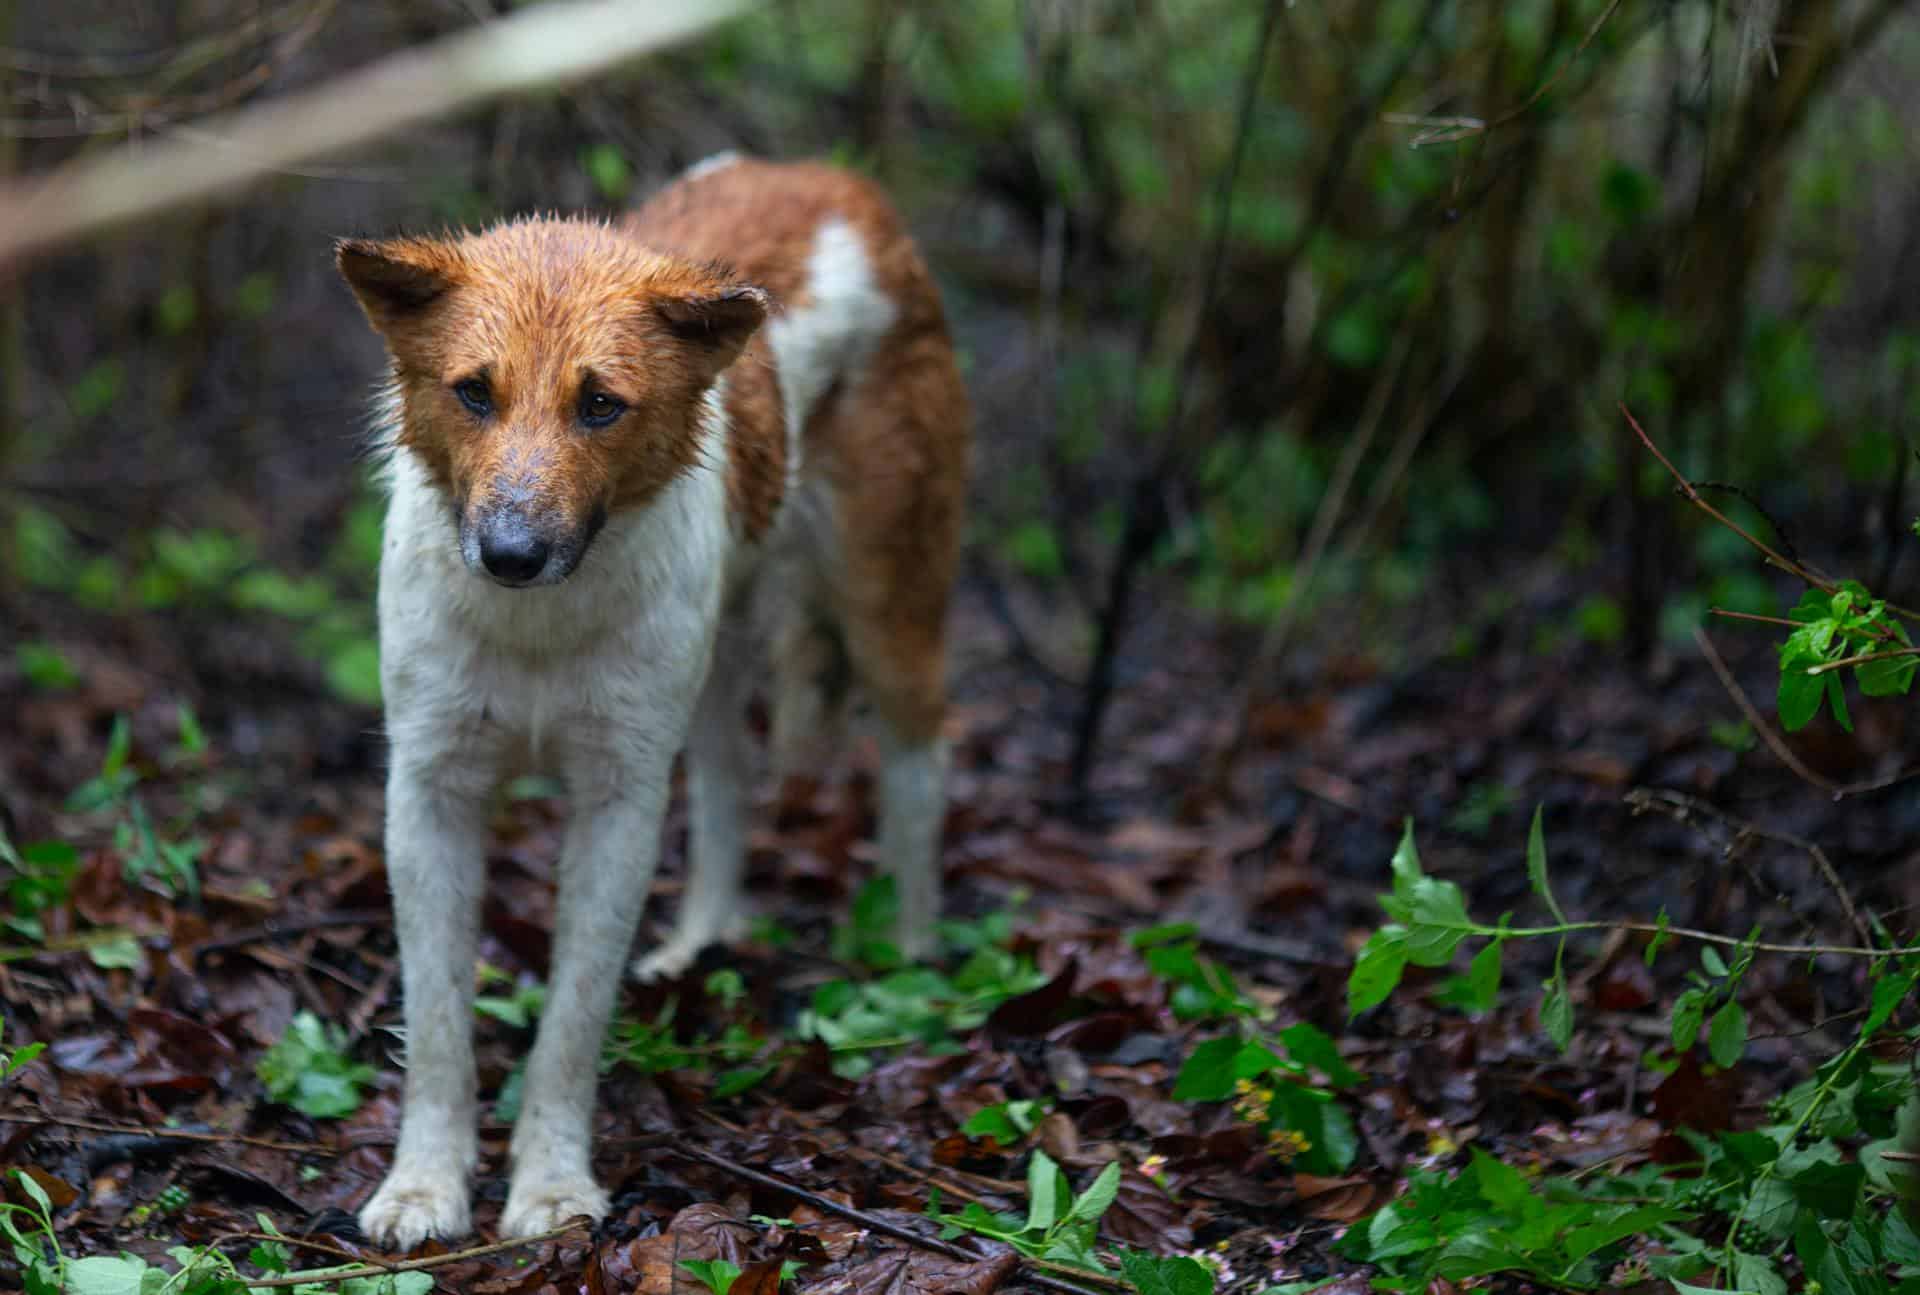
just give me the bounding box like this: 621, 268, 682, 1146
338, 157, 969, 1248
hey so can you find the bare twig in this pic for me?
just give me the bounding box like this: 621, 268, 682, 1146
1388, 0, 1625, 146
1807, 645, 1920, 676
1206, 329, 1415, 779
189, 909, 391, 959
1067, 0, 1286, 801
1624, 786, 1872, 947
666, 1137, 1128, 1294
1625, 404, 1834, 592
1691, 624, 1844, 798
244, 1219, 588, 1288
1709, 608, 1802, 630
0, 0, 751, 268
0, 1113, 342, 1155
1626, 404, 1920, 625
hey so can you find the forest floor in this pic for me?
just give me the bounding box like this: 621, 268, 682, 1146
1, 559, 1916, 1293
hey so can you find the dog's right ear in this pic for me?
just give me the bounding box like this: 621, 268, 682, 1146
335, 238, 459, 334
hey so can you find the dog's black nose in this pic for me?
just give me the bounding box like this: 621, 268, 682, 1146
478, 521, 550, 584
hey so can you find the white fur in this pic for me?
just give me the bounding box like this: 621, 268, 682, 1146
766, 218, 898, 482
681, 149, 743, 182
359, 215, 945, 1249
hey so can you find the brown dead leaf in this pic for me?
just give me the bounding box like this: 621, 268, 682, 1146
826, 1246, 1018, 1295
1294, 1173, 1376, 1222
1099, 1168, 1192, 1251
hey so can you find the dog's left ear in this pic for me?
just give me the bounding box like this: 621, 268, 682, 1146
655, 284, 769, 379
335, 237, 460, 335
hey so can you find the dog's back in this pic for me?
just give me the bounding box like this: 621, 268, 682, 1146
629, 157, 970, 775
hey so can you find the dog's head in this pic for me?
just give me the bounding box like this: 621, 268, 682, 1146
337, 220, 766, 587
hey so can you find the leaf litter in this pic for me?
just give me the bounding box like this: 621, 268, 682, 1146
1, 586, 1916, 1292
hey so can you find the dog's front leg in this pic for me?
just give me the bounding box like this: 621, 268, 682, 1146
501, 748, 673, 1237
359, 762, 490, 1248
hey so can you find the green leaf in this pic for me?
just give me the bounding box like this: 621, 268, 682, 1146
1786, 1159, 1864, 1220
678, 1258, 741, 1295
1438, 939, 1503, 1014
1540, 973, 1573, 1053
1348, 927, 1408, 1016
1864, 964, 1920, 1035
1857, 650, 1918, 697
87, 933, 144, 971
1645, 909, 1674, 965
1380, 872, 1472, 967
1563, 1206, 1687, 1263
1068, 1162, 1121, 1226
1739, 1177, 1799, 1240
15, 1167, 52, 1213
1777, 653, 1824, 731
1173, 1038, 1245, 1102
1733, 1251, 1788, 1295
100, 715, 132, 781
15, 644, 79, 692
1116, 1251, 1215, 1295
1672, 988, 1707, 1052
64, 1256, 148, 1295
1026, 1149, 1063, 1233
1707, 1001, 1747, 1068
1278, 1022, 1362, 1087
1825, 672, 1853, 732
1470, 1148, 1536, 1217
1525, 806, 1566, 923
1431, 1233, 1542, 1281
1388, 820, 1423, 895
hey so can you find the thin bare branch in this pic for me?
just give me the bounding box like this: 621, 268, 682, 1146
0, 0, 751, 268
1691, 624, 1845, 798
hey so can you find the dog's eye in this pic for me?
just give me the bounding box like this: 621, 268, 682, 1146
453, 378, 492, 416
579, 391, 626, 428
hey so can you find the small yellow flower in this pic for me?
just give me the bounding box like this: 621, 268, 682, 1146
1426, 1132, 1458, 1158
1265, 1128, 1313, 1163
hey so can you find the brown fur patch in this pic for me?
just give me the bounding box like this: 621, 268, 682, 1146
340, 161, 969, 738
337, 221, 765, 541
626, 160, 972, 735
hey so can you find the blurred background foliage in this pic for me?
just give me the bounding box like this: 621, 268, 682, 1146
1, 0, 1917, 776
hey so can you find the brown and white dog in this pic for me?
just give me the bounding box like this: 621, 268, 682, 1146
336, 156, 969, 1247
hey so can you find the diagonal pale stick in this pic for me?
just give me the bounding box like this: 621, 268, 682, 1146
0, 0, 751, 270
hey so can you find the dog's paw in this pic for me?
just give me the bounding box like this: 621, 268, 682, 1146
631, 938, 704, 983
500, 1173, 610, 1239
631, 917, 744, 983
359, 1168, 472, 1250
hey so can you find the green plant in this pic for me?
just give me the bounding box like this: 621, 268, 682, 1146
0, 1016, 43, 1084
678, 1258, 743, 1295
256, 1012, 376, 1119
474, 966, 546, 1028
602, 993, 771, 1099
932, 1150, 1122, 1273
963, 1098, 1048, 1143
1172, 1021, 1361, 1175
1342, 811, 1920, 1292
1626, 409, 1920, 733
931, 1149, 1221, 1294
14, 642, 78, 691
0, 831, 78, 942
1132, 923, 1266, 1021
800, 945, 1046, 1078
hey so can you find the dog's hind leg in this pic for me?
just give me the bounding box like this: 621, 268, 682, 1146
632, 645, 755, 982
